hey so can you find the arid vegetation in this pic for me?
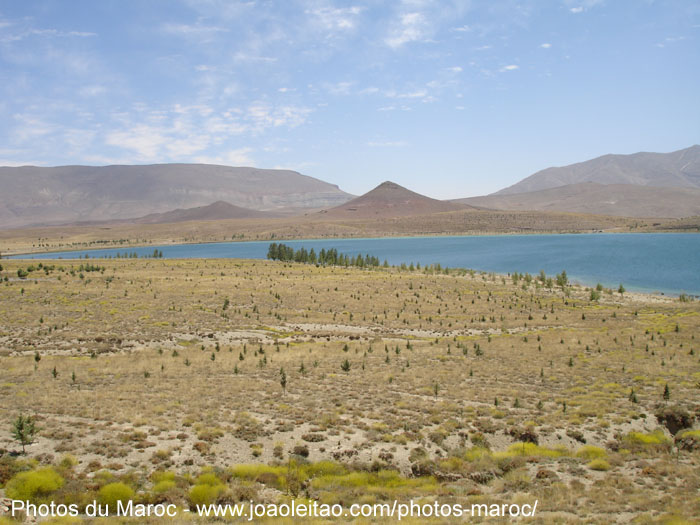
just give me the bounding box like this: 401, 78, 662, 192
0, 257, 698, 523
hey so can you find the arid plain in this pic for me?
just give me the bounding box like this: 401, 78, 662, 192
0, 256, 699, 523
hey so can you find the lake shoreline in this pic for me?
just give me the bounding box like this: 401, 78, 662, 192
6, 232, 699, 298
4, 228, 697, 258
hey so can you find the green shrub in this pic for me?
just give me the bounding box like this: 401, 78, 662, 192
98, 482, 135, 512
153, 480, 176, 493
587, 458, 611, 471
188, 484, 223, 506
496, 442, 568, 458
575, 445, 607, 460
150, 470, 176, 484
5, 467, 64, 502
623, 429, 671, 451
195, 472, 222, 486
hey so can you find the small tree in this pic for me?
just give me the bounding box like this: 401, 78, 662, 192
663, 383, 670, 401
280, 367, 287, 394
341, 359, 350, 372
618, 284, 626, 296
12, 413, 38, 454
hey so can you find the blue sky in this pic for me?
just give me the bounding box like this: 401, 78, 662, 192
0, 0, 698, 198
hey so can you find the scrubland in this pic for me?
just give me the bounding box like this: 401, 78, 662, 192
0, 258, 698, 523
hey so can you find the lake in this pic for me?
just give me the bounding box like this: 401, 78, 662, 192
9, 233, 700, 296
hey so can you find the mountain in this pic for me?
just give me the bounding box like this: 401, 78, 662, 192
456, 183, 700, 218
496, 145, 700, 195
319, 181, 469, 219
0, 164, 352, 229
132, 201, 275, 224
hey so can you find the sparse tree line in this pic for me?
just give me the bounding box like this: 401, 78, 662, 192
267, 243, 382, 268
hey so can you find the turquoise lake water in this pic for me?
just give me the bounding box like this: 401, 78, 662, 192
9, 233, 700, 296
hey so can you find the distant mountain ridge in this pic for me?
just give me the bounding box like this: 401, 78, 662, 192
320, 181, 469, 218
0, 164, 352, 229
456, 182, 700, 218
496, 145, 700, 195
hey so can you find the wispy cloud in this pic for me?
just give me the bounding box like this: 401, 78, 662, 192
499, 64, 519, 72
0, 27, 96, 43
567, 0, 604, 14
306, 6, 364, 32
161, 22, 228, 42
540, 43, 551, 48
386, 12, 428, 48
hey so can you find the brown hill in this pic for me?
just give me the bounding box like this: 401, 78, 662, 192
0, 164, 352, 229
496, 145, 700, 195
132, 201, 276, 224
455, 182, 700, 218
319, 181, 469, 219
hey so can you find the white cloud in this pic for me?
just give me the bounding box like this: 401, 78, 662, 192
499, 64, 519, 72
570, 7, 584, 13
307, 6, 363, 32
232, 52, 277, 63
161, 23, 228, 37
446, 66, 463, 73
385, 89, 428, 99
377, 105, 412, 112
0, 27, 97, 42
100, 101, 309, 162
386, 12, 428, 48
106, 125, 168, 160
540, 43, 551, 48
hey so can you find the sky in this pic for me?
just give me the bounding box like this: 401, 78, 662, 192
0, 1, 698, 198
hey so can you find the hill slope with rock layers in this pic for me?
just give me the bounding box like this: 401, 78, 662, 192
0, 164, 353, 228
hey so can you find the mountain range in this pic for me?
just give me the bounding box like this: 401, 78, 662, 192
0, 164, 351, 228
457, 145, 700, 218
1, 145, 699, 229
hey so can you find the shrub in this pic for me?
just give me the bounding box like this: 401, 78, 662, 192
575, 445, 607, 460
196, 472, 223, 486
675, 430, 700, 452
188, 484, 223, 506
497, 442, 568, 458
292, 444, 309, 458
153, 480, 176, 494
587, 459, 611, 471
5, 467, 64, 502
623, 430, 672, 452
150, 470, 176, 484
655, 405, 694, 435
98, 482, 135, 512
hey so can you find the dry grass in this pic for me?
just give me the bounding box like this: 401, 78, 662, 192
0, 257, 698, 522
